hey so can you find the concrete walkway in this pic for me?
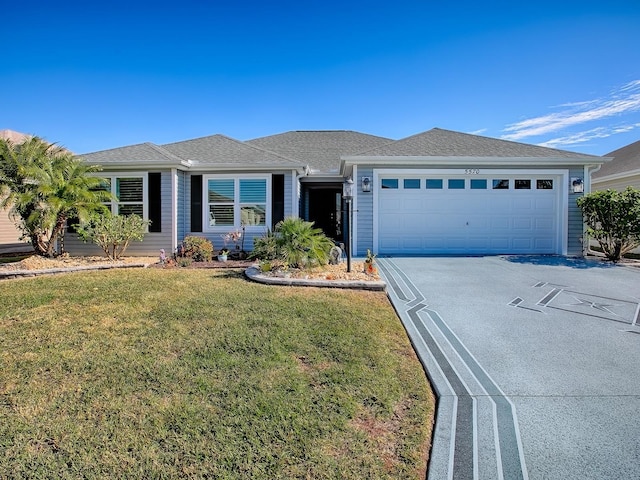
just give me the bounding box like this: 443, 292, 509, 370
378, 256, 640, 480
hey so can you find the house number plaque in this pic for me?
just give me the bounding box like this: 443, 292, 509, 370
464, 169, 480, 174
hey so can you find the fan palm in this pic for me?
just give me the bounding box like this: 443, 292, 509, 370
0, 136, 109, 257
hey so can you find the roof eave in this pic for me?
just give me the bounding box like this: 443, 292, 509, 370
592, 168, 640, 184
86, 161, 189, 170
341, 155, 609, 169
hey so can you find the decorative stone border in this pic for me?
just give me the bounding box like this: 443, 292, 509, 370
0, 263, 151, 280
244, 266, 386, 291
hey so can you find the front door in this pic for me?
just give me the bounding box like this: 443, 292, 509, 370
306, 187, 343, 242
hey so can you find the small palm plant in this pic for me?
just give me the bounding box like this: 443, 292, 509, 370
275, 217, 334, 268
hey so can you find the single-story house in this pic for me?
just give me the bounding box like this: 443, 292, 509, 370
11, 128, 609, 257
592, 139, 640, 191
591, 139, 640, 254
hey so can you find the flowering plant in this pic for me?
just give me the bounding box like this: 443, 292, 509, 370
221, 229, 243, 250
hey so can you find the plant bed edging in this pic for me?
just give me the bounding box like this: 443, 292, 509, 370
244, 266, 387, 291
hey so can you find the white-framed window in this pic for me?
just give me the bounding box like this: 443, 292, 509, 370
99, 173, 148, 218
204, 175, 270, 229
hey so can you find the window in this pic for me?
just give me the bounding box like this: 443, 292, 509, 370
404, 179, 420, 189
470, 179, 487, 189
425, 179, 443, 189
448, 179, 465, 189
208, 179, 234, 226
492, 179, 509, 189
100, 174, 147, 217
381, 178, 399, 189
537, 179, 554, 189
205, 176, 269, 229
515, 179, 531, 190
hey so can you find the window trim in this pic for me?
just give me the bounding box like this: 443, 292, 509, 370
203, 174, 271, 231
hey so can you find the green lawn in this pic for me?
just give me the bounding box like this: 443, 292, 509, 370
0, 268, 434, 479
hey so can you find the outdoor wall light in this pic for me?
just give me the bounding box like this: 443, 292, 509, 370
571, 177, 584, 193
361, 176, 371, 192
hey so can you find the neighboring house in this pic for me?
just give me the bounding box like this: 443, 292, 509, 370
0, 130, 32, 252
592, 139, 640, 191
591, 139, 640, 254
59, 128, 606, 257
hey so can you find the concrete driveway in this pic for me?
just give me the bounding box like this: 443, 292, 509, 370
377, 256, 640, 480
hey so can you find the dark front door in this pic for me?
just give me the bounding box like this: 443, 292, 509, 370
306, 187, 343, 242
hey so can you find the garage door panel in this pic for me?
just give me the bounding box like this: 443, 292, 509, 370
513, 217, 533, 230
377, 174, 560, 255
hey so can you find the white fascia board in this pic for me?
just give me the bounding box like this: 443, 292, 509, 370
341, 156, 608, 169
299, 174, 345, 183
592, 168, 640, 184
188, 163, 306, 173
91, 162, 189, 171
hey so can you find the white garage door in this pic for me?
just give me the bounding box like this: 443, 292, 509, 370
377, 174, 561, 255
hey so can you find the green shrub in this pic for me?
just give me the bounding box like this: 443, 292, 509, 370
75, 213, 149, 260
274, 217, 334, 268
577, 187, 640, 261
249, 229, 278, 261
182, 236, 214, 262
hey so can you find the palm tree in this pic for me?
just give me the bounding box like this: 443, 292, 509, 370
0, 136, 109, 257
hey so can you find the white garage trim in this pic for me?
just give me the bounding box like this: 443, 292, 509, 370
372, 169, 569, 255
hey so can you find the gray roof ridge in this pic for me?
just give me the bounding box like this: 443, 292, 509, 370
144, 142, 187, 163
348, 137, 400, 155
604, 138, 640, 156
164, 132, 304, 166
430, 127, 602, 158
219, 133, 304, 166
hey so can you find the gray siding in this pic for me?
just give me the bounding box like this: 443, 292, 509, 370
593, 174, 640, 192
355, 167, 374, 256
567, 166, 586, 256
66, 170, 174, 257
177, 170, 187, 244
284, 172, 293, 220
181, 170, 296, 253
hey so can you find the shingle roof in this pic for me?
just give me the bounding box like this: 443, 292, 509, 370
81, 143, 184, 165
247, 130, 393, 173
593, 139, 640, 178
352, 128, 600, 159
162, 134, 302, 167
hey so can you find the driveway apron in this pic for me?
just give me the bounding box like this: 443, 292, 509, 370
378, 256, 640, 480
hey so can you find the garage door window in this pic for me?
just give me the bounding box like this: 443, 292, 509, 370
426, 179, 443, 189
470, 179, 487, 189
448, 179, 465, 189
515, 180, 531, 189
537, 179, 554, 189
381, 179, 399, 189
404, 179, 420, 189
493, 179, 509, 189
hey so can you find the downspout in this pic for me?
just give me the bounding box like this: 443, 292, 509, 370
582, 163, 603, 256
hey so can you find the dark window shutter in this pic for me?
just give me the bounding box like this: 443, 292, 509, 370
148, 172, 162, 232
191, 175, 203, 232
272, 174, 285, 229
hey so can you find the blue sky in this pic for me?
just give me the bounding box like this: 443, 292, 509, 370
2, 1, 639, 155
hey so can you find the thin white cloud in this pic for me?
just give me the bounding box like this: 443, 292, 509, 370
502, 80, 640, 142
537, 122, 640, 149
468, 128, 488, 135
